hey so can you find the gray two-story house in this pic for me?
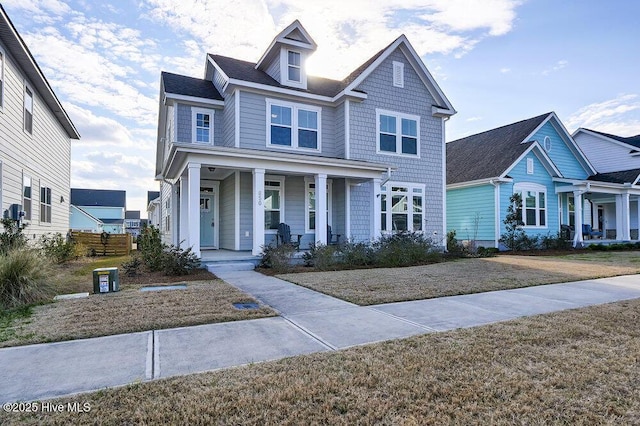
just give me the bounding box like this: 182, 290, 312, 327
0, 5, 79, 240
155, 21, 455, 257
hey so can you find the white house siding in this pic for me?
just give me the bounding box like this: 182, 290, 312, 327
0, 41, 72, 242
574, 132, 639, 173
219, 172, 236, 249
348, 48, 444, 241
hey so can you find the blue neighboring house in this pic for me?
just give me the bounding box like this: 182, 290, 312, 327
70, 189, 126, 234
155, 20, 455, 256
447, 112, 640, 249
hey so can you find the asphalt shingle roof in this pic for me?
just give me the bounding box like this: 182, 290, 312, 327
587, 168, 640, 184
147, 191, 160, 204
583, 129, 640, 150
161, 71, 223, 101
446, 113, 551, 184
71, 189, 126, 208
209, 54, 346, 97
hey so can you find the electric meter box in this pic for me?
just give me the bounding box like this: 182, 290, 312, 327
93, 267, 120, 294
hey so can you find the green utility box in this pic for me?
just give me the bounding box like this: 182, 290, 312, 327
93, 267, 120, 294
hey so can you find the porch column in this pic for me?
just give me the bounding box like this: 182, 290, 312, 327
252, 168, 265, 256
187, 163, 201, 257
573, 191, 583, 247
637, 200, 640, 241
179, 176, 189, 249
621, 192, 631, 241
171, 185, 179, 246
315, 173, 328, 245
371, 178, 382, 240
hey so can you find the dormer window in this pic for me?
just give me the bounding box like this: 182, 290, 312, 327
287, 51, 301, 83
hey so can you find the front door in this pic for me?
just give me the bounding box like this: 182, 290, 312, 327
200, 193, 216, 248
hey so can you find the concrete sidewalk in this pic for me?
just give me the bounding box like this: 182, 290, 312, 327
1, 272, 640, 403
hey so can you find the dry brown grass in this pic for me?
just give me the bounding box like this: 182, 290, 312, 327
4, 298, 640, 425
278, 251, 640, 305
0, 256, 276, 348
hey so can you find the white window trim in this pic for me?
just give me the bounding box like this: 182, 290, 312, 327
375, 109, 421, 158
22, 173, 32, 221
514, 182, 548, 229
264, 175, 285, 234
192, 107, 214, 144
304, 178, 333, 234
393, 61, 404, 88
280, 48, 306, 89
380, 182, 425, 233
543, 136, 552, 151
266, 98, 322, 152
40, 184, 52, 225
24, 83, 34, 135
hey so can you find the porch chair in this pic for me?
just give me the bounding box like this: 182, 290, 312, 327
582, 224, 603, 239
276, 223, 302, 250
327, 225, 342, 246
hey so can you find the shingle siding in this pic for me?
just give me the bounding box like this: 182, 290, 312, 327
176, 103, 222, 145
349, 49, 444, 238
334, 102, 345, 158
349, 182, 372, 241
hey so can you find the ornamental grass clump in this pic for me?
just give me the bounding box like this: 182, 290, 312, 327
0, 248, 53, 310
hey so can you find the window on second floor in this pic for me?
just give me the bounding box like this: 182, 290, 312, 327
377, 110, 420, 156
40, 186, 52, 224
267, 100, 321, 151
24, 86, 34, 134
23, 175, 32, 221
192, 108, 213, 144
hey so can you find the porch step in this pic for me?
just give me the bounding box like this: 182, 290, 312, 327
206, 261, 257, 273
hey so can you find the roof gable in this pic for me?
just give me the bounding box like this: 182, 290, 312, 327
574, 128, 640, 150
0, 5, 79, 139
255, 20, 317, 72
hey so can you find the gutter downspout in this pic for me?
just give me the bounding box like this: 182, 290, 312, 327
489, 179, 501, 249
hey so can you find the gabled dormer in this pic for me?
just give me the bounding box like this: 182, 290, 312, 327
255, 20, 317, 90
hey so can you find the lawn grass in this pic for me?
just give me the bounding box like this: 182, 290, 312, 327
0, 256, 276, 348
3, 298, 639, 425
278, 251, 640, 305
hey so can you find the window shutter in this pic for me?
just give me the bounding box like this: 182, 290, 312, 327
393, 61, 404, 88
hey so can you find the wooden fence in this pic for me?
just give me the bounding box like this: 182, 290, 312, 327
70, 232, 132, 256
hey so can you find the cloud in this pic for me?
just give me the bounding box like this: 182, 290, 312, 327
542, 59, 568, 76
500, 67, 511, 73
566, 94, 640, 135
466, 116, 483, 122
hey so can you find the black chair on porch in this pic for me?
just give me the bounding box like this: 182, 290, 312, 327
276, 223, 302, 251
327, 225, 342, 246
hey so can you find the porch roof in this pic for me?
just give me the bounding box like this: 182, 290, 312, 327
588, 168, 640, 185
161, 144, 394, 180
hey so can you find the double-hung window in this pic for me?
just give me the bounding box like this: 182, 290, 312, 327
514, 183, 547, 228
377, 109, 419, 156
287, 51, 301, 83
24, 86, 33, 134
267, 100, 320, 151
23, 175, 32, 220
264, 178, 284, 231
305, 180, 332, 233
192, 108, 213, 144
381, 183, 424, 232
40, 186, 52, 223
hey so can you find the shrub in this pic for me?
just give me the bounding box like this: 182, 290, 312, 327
39, 232, 78, 264
302, 243, 338, 270
500, 193, 527, 251
0, 218, 28, 255
339, 240, 374, 268
0, 249, 53, 310
476, 246, 499, 257
138, 225, 164, 272
260, 244, 296, 273
541, 232, 572, 250
446, 230, 467, 257
372, 232, 439, 267
121, 256, 142, 277
163, 245, 201, 276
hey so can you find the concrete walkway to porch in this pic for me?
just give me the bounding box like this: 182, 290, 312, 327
2, 270, 640, 404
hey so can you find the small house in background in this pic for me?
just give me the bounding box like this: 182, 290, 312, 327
146, 191, 161, 228
70, 188, 126, 234
0, 5, 80, 240
125, 210, 141, 237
